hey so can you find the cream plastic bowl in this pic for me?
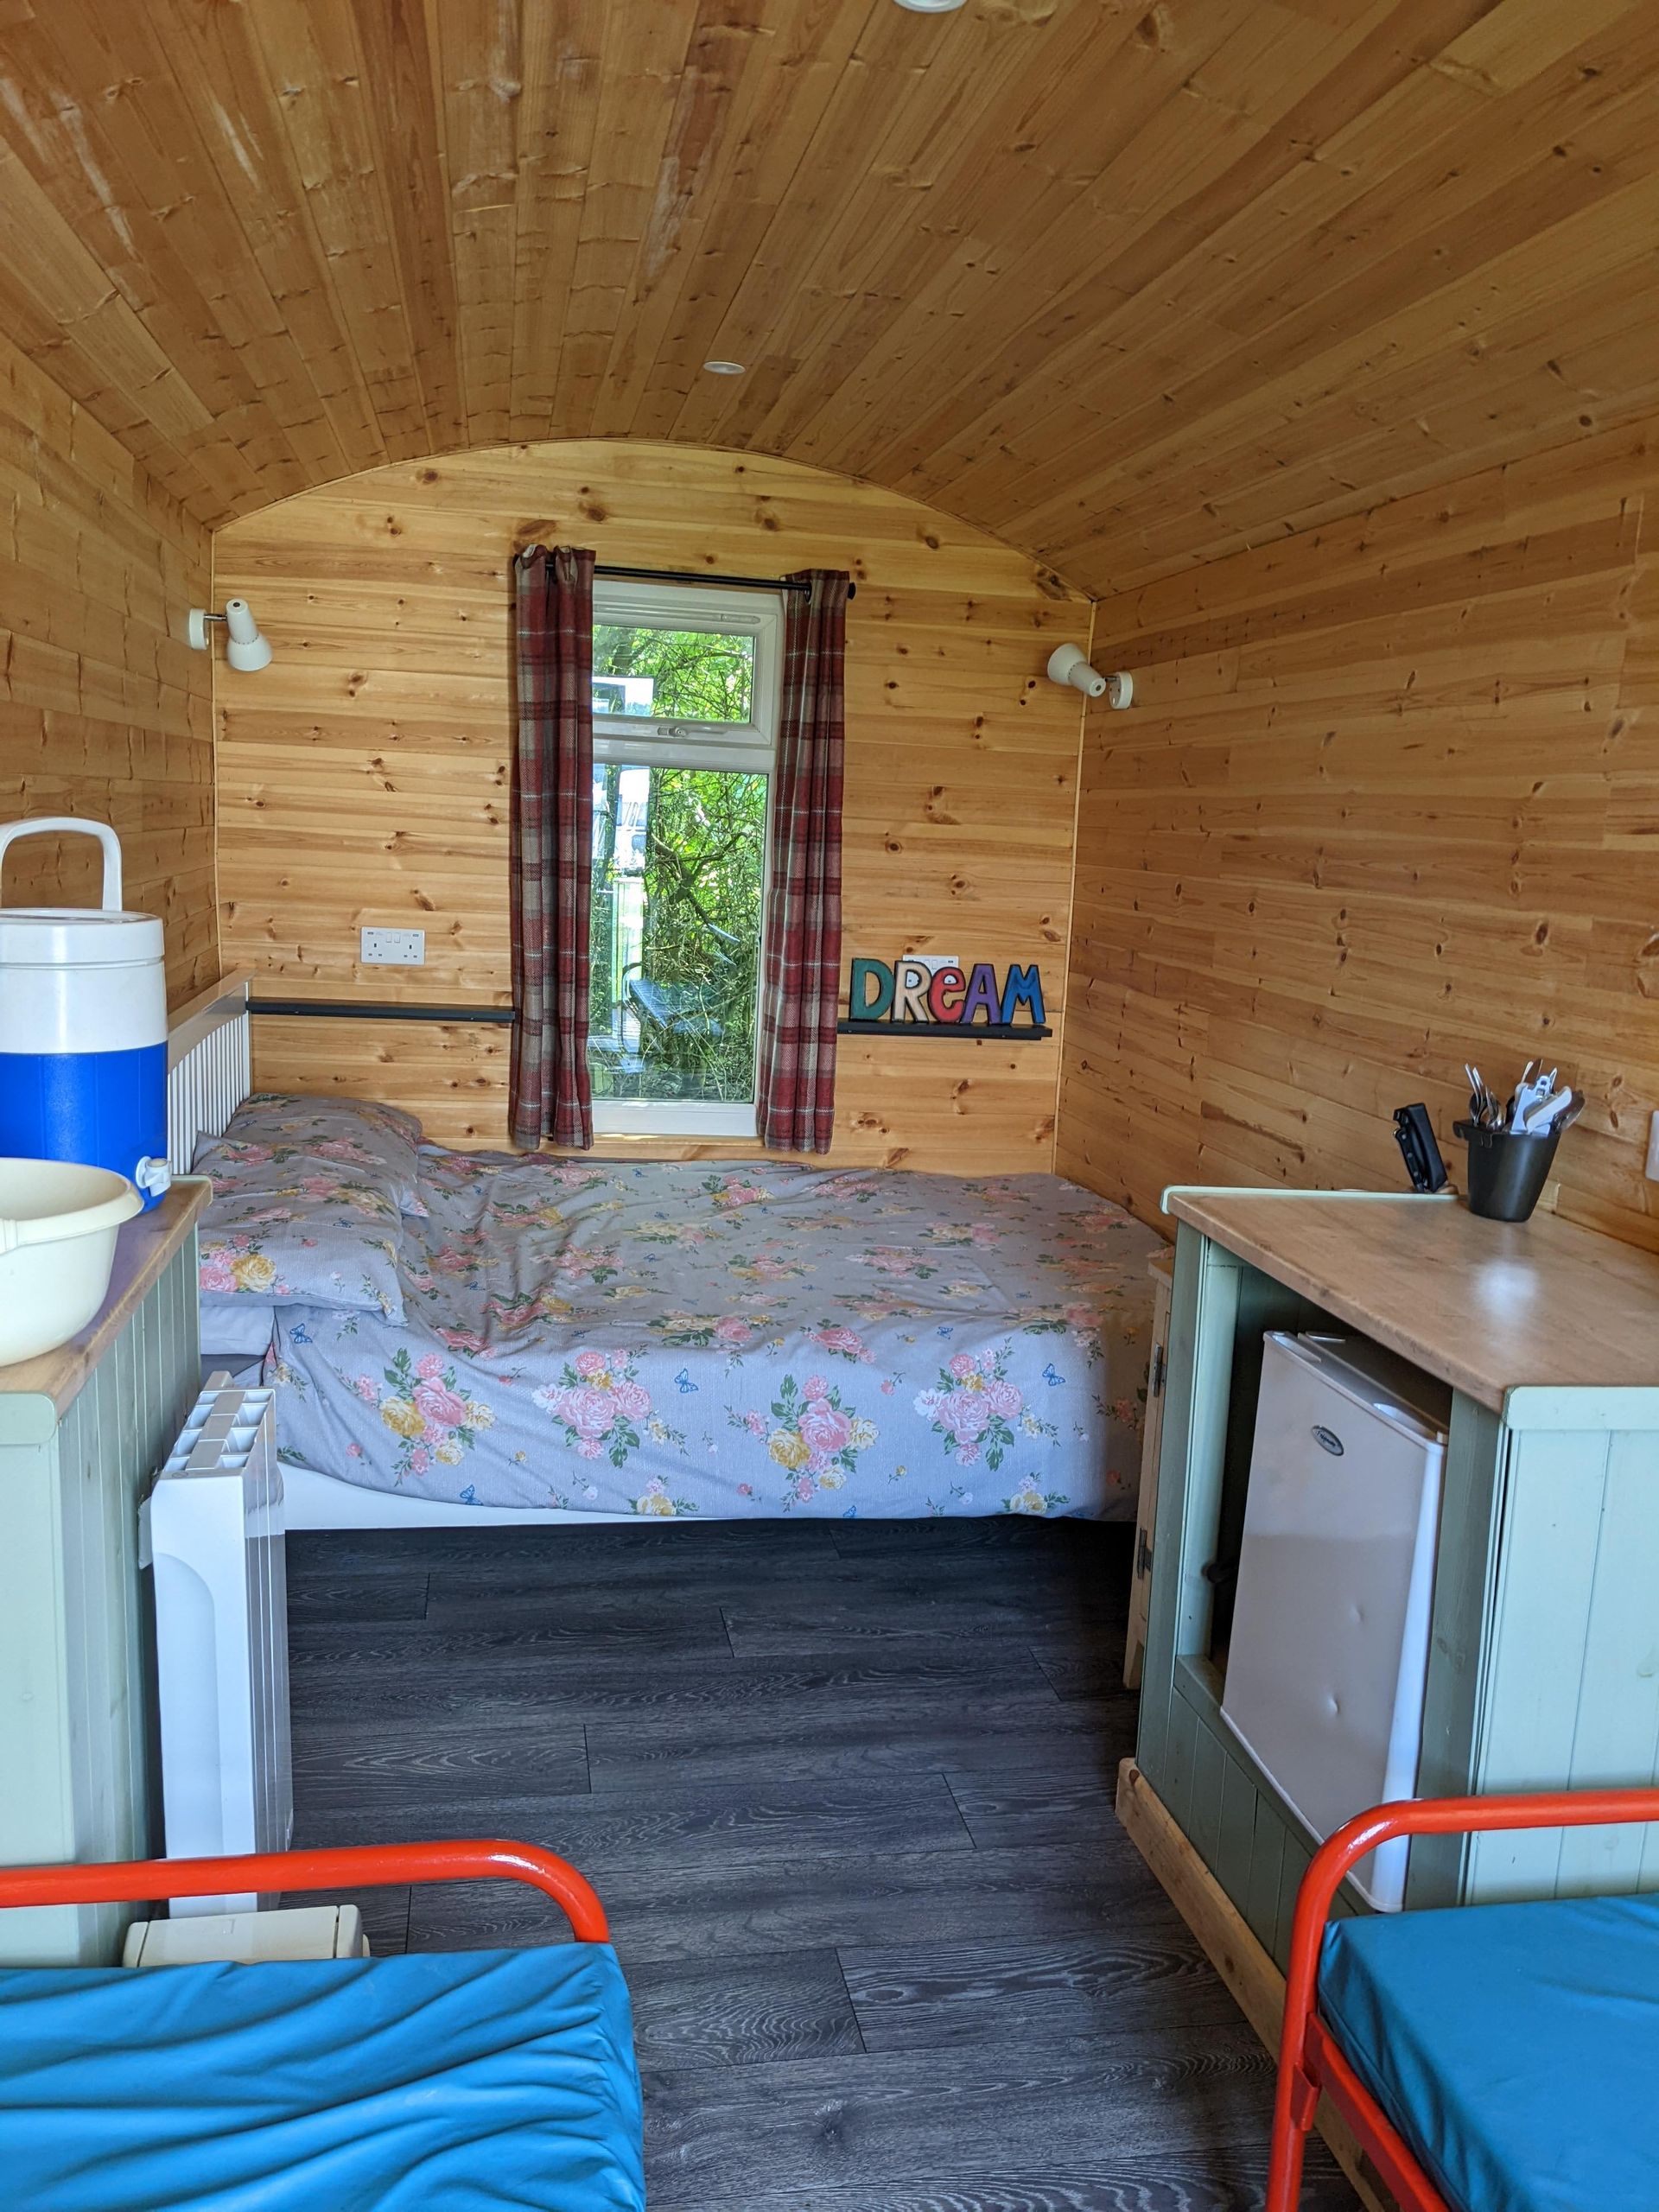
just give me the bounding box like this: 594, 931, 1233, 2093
0, 1159, 143, 1367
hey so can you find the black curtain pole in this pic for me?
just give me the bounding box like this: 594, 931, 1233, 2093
590, 562, 855, 601
249, 999, 515, 1025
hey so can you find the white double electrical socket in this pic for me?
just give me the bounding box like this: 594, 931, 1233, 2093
360, 927, 425, 966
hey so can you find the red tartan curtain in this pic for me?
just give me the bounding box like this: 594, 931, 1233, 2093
510, 545, 595, 1151
755, 569, 850, 1154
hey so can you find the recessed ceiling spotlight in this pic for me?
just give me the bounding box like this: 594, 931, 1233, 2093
893, 0, 967, 10
702, 359, 746, 375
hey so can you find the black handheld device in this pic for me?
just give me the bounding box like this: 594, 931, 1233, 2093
1392, 1103, 1447, 1194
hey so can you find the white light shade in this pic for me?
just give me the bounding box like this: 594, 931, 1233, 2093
223, 598, 272, 673
702, 359, 746, 375
893, 0, 966, 10
1046, 643, 1107, 699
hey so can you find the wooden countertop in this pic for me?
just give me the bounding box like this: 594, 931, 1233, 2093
0, 1179, 209, 1421
1166, 1189, 1659, 1414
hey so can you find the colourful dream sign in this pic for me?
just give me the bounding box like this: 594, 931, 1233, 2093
842, 958, 1048, 1036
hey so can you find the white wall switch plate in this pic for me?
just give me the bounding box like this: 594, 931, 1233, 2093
360, 926, 425, 965
910, 954, 960, 976
1647, 1109, 1659, 1182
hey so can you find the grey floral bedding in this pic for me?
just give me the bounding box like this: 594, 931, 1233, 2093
195, 1096, 427, 1321
266, 1149, 1163, 1521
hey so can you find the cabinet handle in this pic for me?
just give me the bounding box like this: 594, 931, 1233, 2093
1149, 1342, 1166, 1398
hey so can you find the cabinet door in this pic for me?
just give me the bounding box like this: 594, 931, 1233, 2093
1124, 1255, 1174, 1689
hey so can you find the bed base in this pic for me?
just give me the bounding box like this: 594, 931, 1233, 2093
280, 1458, 643, 1529
1268, 1786, 1659, 2212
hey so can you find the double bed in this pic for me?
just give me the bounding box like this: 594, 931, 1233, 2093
177, 988, 1162, 1528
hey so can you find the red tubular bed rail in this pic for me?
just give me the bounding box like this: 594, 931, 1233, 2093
1267, 1787, 1659, 2212
0, 1838, 609, 1941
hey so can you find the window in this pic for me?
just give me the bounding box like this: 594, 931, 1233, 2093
586, 582, 780, 1136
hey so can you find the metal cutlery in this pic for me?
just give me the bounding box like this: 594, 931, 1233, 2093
1515, 1085, 1581, 1137
1464, 1065, 1504, 1129
1464, 1058, 1578, 1136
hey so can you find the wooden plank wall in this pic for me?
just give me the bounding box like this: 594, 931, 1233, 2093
1057, 417, 1659, 1250
0, 330, 216, 1006
215, 442, 1088, 1167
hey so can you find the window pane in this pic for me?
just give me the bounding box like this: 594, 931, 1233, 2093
592, 622, 755, 724
588, 764, 766, 1104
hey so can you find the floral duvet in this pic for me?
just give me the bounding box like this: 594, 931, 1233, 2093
268, 1150, 1163, 1520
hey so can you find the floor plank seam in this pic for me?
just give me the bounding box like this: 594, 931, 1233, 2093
831, 1947, 870, 2058
1026, 1643, 1071, 1702
938, 1770, 980, 1853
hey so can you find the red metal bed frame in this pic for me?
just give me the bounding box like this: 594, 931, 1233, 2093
0, 1839, 610, 1942
1267, 1786, 1659, 2212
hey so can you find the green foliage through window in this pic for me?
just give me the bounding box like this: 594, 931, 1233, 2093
588, 765, 766, 1103
592, 622, 755, 724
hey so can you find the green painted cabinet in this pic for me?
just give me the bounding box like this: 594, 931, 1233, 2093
0, 1198, 202, 1964
1137, 1197, 1659, 1969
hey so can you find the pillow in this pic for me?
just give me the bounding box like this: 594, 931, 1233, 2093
199, 1095, 427, 1213
194, 1096, 418, 1322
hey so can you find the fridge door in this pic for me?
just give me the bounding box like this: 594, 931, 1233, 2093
1219, 1332, 1447, 1910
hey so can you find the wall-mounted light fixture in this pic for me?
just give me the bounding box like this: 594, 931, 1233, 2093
1046, 643, 1132, 709
188, 598, 273, 672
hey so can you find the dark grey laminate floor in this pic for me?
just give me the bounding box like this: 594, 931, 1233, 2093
286, 1515, 1357, 2212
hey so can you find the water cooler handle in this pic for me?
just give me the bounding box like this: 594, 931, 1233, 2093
0, 817, 124, 910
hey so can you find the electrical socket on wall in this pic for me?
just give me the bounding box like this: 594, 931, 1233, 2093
360, 927, 426, 966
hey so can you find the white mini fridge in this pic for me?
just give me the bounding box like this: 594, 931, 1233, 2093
1219, 1331, 1450, 1910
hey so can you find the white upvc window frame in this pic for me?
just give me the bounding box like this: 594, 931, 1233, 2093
588, 579, 781, 1141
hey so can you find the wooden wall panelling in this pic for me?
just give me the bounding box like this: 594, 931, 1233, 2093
0, 329, 216, 1007
1056, 413, 1659, 1249
1, 2, 1658, 602
215, 442, 1087, 1167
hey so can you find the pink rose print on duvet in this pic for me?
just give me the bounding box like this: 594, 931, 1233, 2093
728, 1374, 877, 1510
703, 1173, 768, 1210
354, 1346, 495, 1483
918, 1220, 1002, 1249
915, 1344, 1052, 1471
652, 1312, 759, 1352
807, 1323, 870, 1363
534, 1348, 683, 1468
858, 1246, 940, 1281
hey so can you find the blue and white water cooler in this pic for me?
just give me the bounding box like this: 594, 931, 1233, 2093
0, 817, 172, 1205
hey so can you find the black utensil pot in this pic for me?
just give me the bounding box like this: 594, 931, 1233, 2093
1452, 1121, 1562, 1224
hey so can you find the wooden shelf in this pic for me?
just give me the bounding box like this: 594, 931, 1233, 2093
1166, 1188, 1659, 1414
836, 1020, 1052, 1040
0, 1179, 210, 1430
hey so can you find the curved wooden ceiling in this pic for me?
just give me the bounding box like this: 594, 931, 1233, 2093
2, 0, 1656, 594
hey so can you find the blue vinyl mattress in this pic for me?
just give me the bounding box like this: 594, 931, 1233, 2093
0, 1943, 644, 2210
1319, 1891, 1659, 2212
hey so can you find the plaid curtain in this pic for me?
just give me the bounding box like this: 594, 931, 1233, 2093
510, 544, 595, 1150
756, 569, 850, 1154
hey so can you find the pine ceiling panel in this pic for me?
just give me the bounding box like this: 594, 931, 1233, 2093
0, 0, 1653, 591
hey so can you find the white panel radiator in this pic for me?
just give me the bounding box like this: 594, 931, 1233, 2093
167, 988, 251, 1174
146, 1377, 293, 1914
